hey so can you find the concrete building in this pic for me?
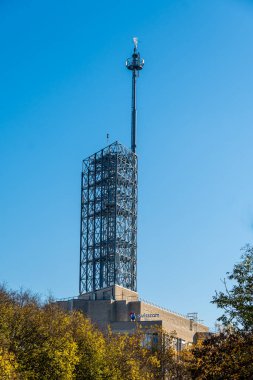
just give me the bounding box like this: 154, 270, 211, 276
58, 285, 209, 349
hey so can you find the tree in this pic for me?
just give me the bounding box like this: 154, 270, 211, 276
0, 286, 82, 379
0, 285, 190, 379
70, 310, 108, 380
211, 244, 253, 331
185, 331, 253, 379
102, 325, 160, 380
183, 245, 253, 379
0, 287, 79, 379
0, 348, 19, 379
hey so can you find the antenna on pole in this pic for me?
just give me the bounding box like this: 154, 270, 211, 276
126, 38, 144, 153
133, 37, 138, 49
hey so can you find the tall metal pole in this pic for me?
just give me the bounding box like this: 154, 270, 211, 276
131, 69, 137, 153
126, 38, 144, 153
126, 38, 144, 291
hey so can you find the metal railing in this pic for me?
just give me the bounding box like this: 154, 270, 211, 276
139, 298, 188, 319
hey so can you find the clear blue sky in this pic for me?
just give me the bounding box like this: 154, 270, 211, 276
1, 0, 253, 329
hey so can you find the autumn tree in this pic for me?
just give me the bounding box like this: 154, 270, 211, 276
70, 310, 108, 380
186, 331, 253, 379
0, 286, 79, 379
1, 285, 188, 379
103, 326, 161, 380
0, 348, 19, 379
1, 284, 199, 379
146, 329, 191, 380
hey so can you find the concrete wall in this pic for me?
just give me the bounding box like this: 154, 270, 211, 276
110, 320, 163, 334
114, 285, 138, 301
140, 302, 208, 343
78, 285, 139, 302
57, 298, 141, 324
57, 296, 208, 344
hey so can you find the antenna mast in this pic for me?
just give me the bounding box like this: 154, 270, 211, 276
126, 38, 144, 153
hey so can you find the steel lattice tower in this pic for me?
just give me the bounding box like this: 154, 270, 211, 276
79, 39, 144, 295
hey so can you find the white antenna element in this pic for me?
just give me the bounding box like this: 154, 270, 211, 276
133, 37, 138, 49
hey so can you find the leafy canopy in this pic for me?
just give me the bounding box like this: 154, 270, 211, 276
0, 285, 184, 380
212, 244, 253, 331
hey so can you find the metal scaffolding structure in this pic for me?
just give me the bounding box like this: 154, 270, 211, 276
79, 39, 143, 295
79, 142, 137, 294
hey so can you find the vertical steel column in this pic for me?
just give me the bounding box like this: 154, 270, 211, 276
126, 38, 144, 153
92, 154, 97, 291
86, 166, 90, 292
131, 69, 137, 153
114, 151, 118, 284
79, 172, 83, 295
99, 149, 104, 289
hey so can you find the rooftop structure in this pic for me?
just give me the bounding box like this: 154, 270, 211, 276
79, 142, 137, 294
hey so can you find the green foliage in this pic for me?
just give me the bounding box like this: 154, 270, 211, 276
185, 245, 253, 379
212, 245, 253, 331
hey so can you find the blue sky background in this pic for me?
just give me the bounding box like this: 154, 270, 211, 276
1, 0, 253, 328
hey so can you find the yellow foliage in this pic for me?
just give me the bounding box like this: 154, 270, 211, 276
0, 286, 191, 379
0, 348, 18, 379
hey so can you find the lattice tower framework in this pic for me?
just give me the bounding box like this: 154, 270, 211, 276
79, 142, 137, 294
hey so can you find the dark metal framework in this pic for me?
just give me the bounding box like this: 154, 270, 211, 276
79, 142, 137, 294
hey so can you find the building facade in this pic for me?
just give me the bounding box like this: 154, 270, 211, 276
58, 285, 209, 348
